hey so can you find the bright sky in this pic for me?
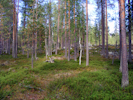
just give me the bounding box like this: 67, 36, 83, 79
18, 0, 119, 34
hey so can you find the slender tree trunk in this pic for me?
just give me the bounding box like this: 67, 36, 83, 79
8, 25, 11, 54
22, 3, 26, 55
2, 38, 4, 53
39, 34, 41, 53
1, 38, 4, 53
119, 51, 122, 72
31, 45, 34, 68
74, 0, 77, 61
5, 40, 7, 54
0, 15, 2, 55
120, 0, 129, 87
82, 33, 85, 54
56, 0, 60, 55
112, 41, 117, 64
0, 34, 2, 55
128, 0, 132, 62
119, 0, 122, 60
65, 0, 67, 58
99, 23, 101, 48
86, 0, 89, 66
20, 35, 21, 48
8, 38, 10, 54
79, 30, 82, 65
31, 0, 35, 68
118, 0, 122, 71
61, 20, 64, 49
95, 31, 97, 45
101, 0, 105, 56
45, 19, 48, 59
48, 0, 52, 56
68, 0, 70, 61
13, 0, 17, 58
16, 0, 19, 57
35, 0, 38, 59
105, 0, 108, 58
27, 32, 29, 58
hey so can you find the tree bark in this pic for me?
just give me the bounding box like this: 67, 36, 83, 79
27, 32, 29, 58
99, 23, 101, 48
119, 0, 129, 87
61, 20, 64, 49
68, 0, 70, 61
118, 0, 122, 71
48, 0, 52, 56
65, 0, 67, 58
0, 34, 2, 55
79, 30, 82, 65
128, 0, 132, 62
22, 1, 27, 55
45, 19, 48, 59
56, 0, 60, 55
112, 41, 117, 64
86, 0, 89, 66
105, 0, 108, 58
101, 0, 105, 56
31, 0, 35, 68
35, 0, 38, 59
119, 0, 122, 60
13, 0, 17, 58
74, 0, 77, 61
16, 0, 19, 57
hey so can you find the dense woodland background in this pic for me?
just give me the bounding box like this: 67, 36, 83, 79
0, 0, 133, 99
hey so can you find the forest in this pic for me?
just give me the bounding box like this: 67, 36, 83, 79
0, 0, 133, 99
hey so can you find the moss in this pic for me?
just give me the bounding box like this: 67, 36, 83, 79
0, 47, 133, 99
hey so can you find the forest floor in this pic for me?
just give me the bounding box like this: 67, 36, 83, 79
0, 46, 133, 100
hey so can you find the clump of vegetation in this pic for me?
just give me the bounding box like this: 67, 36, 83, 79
48, 62, 133, 100
0, 47, 133, 99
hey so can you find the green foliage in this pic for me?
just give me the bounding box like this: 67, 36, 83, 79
0, 47, 133, 99
48, 68, 133, 100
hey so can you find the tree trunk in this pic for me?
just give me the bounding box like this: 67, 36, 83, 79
112, 41, 117, 64
105, 0, 108, 58
74, 0, 77, 61
79, 30, 82, 65
101, 0, 105, 56
119, 0, 122, 60
16, 0, 19, 57
119, 51, 122, 72
31, 46, 34, 68
86, 0, 89, 66
68, 0, 70, 61
12, 0, 17, 58
45, 19, 48, 59
0, 34, 2, 55
99, 23, 101, 48
27, 33, 29, 58
39, 34, 41, 53
56, 0, 60, 55
119, 0, 129, 87
48, 0, 52, 56
128, 0, 132, 62
65, 0, 67, 58
118, 0, 122, 72
31, 0, 35, 68
22, 3, 26, 55
61, 19, 64, 49
35, 0, 38, 59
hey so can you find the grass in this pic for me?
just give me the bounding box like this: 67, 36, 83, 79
0, 47, 133, 99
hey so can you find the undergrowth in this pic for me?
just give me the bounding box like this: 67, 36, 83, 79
0, 48, 133, 99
